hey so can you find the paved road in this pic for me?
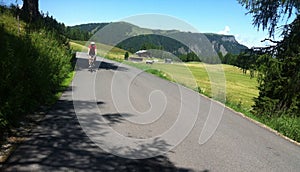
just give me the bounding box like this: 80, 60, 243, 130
2, 53, 300, 171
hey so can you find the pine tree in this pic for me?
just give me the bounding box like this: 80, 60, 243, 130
253, 16, 300, 117
239, 0, 300, 117
22, 0, 40, 21
124, 52, 129, 60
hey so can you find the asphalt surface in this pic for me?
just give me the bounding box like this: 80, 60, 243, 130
2, 53, 300, 171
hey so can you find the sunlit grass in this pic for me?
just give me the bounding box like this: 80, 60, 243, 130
70, 40, 129, 59
47, 71, 75, 105
0, 11, 26, 36
124, 61, 258, 111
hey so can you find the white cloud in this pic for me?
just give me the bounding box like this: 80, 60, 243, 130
218, 26, 230, 35
217, 26, 278, 48
235, 34, 257, 48
235, 34, 250, 48
234, 34, 277, 48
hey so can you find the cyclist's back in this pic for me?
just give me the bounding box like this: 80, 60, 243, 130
88, 42, 97, 67
89, 43, 96, 56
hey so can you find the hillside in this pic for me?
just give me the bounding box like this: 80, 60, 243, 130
71, 23, 109, 35
71, 22, 248, 56
0, 6, 73, 135
204, 33, 248, 55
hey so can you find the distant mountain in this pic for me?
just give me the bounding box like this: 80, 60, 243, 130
71, 23, 109, 34
204, 33, 248, 55
71, 22, 248, 56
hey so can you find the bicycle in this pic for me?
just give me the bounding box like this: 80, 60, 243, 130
88, 55, 96, 72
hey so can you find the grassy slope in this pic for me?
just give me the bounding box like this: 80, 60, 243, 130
70, 40, 128, 60
0, 10, 74, 129
0, 10, 76, 163
124, 61, 258, 110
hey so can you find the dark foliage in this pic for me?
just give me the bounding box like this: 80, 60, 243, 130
238, 0, 300, 37
253, 15, 300, 118
70, 22, 109, 34
0, 6, 72, 135
116, 34, 189, 56
21, 0, 39, 22
124, 51, 129, 60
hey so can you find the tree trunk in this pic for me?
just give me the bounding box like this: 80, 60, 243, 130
22, 0, 39, 21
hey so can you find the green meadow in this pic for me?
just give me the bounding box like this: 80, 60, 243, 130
125, 61, 258, 111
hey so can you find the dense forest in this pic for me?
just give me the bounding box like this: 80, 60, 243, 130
71, 23, 109, 35
116, 34, 187, 56
13, 0, 91, 41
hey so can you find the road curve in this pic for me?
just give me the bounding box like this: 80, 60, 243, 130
2, 53, 300, 171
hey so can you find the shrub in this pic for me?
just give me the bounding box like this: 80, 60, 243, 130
0, 9, 72, 133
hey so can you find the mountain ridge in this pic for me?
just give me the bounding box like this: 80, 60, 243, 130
71, 22, 248, 55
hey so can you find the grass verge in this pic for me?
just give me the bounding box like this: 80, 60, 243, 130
145, 68, 174, 81
46, 71, 75, 105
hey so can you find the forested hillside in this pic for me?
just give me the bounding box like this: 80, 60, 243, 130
71, 22, 248, 57
71, 23, 109, 35
116, 34, 188, 56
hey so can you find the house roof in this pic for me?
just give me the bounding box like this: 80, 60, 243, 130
135, 50, 148, 54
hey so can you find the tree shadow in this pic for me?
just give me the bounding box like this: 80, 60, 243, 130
96, 101, 105, 105
102, 113, 133, 125
75, 58, 128, 72
2, 88, 205, 171
98, 61, 128, 71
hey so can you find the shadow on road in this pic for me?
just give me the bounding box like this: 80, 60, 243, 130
75, 58, 128, 72
2, 87, 201, 171
102, 113, 133, 125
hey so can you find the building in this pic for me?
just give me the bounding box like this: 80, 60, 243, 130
129, 57, 143, 62
135, 50, 151, 58
165, 58, 172, 63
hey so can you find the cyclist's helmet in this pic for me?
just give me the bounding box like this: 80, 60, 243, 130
91, 42, 95, 45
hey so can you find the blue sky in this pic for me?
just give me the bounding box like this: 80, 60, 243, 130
3, 0, 294, 47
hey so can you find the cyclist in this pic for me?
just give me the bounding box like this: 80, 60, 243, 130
88, 42, 97, 67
